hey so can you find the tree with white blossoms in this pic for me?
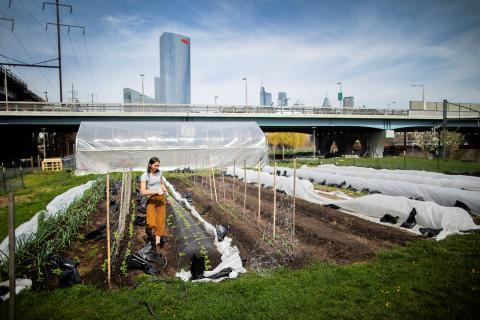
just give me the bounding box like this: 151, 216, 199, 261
412, 128, 463, 158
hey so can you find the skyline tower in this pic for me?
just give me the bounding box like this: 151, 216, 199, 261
159, 32, 191, 104
260, 86, 272, 106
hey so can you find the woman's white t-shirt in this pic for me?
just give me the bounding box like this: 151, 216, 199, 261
141, 171, 163, 195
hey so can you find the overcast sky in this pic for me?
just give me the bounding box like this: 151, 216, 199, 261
1, 0, 479, 108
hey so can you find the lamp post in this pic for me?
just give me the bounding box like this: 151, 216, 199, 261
43, 91, 48, 102
411, 84, 425, 110
140, 73, 145, 105
242, 77, 248, 106
386, 101, 396, 113
337, 82, 342, 108
215, 95, 218, 106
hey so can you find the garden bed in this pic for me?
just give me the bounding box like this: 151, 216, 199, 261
168, 174, 418, 269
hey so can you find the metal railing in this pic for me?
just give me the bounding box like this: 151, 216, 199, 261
0, 101, 478, 119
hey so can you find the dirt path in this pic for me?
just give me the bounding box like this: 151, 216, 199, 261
169, 175, 418, 269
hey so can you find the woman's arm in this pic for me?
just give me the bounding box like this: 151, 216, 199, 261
140, 180, 162, 196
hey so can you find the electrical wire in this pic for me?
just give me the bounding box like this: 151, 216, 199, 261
67, 31, 88, 100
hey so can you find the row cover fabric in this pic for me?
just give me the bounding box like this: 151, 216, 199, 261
164, 179, 246, 282
265, 166, 480, 214
312, 164, 480, 191
76, 121, 268, 174
226, 166, 479, 240
0, 278, 32, 301
0, 181, 95, 260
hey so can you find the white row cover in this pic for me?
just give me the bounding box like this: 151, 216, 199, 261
76, 121, 268, 174
265, 165, 480, 214
164, 179, 245, 282
312, 164, 480, 191
0, 181, 95, 260
226, 166, 479, 240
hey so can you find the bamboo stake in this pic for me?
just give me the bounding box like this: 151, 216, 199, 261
211, 154, 218, 203
106, 174, 111, 289
221, 159, 225, 205
292, 158, 297, 238
257, 161, 261, 224
8, 193, 15, 320
208, 157, 213, 200
243, 160, 247, 217
232, 160, 236, 209
273, 161, 277, 239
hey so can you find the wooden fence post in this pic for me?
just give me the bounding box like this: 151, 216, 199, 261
292, 158, 297, 238
8, 192, 15, 320
257, 161, 261, 224
106, 174, 111, 289
273, 161, 277, 239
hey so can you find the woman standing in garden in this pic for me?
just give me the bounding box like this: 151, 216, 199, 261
140, 157, 169, 251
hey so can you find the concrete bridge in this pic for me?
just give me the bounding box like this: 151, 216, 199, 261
0, 101, 479, 159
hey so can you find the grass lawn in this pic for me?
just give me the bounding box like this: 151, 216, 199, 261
3, 233, 479, 319
274, 156, 480, 175
0, 171, 98, 241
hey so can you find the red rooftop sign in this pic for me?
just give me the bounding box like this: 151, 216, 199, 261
181, 38, 190, 45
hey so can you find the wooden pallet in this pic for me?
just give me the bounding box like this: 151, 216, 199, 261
42, 158, 63, 171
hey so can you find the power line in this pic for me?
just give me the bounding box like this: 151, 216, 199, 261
67, 31, 87, 97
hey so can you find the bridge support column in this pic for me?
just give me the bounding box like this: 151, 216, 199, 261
368, 130, 387, 158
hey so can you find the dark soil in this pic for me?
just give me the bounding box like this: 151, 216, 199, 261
169, 174, 418, 269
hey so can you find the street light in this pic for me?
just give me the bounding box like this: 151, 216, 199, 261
242, 77, 248, 106
140, 73, 145, 105
337, 82, 342, 108
411, 84, 425, 110
43, 91, 48, 102
386, 101, 396, 112
215, 95, 218, 106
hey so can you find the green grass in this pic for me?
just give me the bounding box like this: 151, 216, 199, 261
2, 234, 479, 319
0, 171, 98, 240
274, 156, 480, 175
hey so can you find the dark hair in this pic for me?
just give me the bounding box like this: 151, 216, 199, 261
147, 157, 160, 175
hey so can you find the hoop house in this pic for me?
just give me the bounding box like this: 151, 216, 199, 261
75, 121, 268, 174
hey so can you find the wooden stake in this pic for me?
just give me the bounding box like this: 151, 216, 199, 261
243, 160, 247, 217
106, 174, 111, 289
292, 158, 297, 238
257, 161, 261, 224
8, 193, 15, 320
273, 161, 277, 239
211, 155, 218, 203
30, 156, 34, 172
232, 160, 236, 209
208, 157, 213, 200
221, 159, 225, 205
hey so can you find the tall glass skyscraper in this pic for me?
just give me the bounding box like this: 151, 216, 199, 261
159, 32, 191, 104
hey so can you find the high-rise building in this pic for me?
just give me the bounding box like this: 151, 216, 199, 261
278, 92, 288, 106
322, 92, 333, 108
343, 96, 354, 108
159, 32, 191, 104
260, 86, 272, 106
154, 77, 161, 102
123, 88, 155, 103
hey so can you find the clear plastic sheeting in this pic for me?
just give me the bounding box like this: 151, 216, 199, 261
227, 166, 479, 240
164, 179, 246, 282
75, 121, 268, 174
265, 165, 480, 214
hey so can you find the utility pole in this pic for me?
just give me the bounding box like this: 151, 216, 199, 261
88, 93, 97, 104
43, 1, 84, 103
68, 83, 77, 102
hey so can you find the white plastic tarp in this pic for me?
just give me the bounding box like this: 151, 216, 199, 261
265, 165, 480, 214
312, 164, 480, 191
0, 181, 95, 260
164, 179, 246, 282
75, 121, 268, 174
227, 166, 479, 240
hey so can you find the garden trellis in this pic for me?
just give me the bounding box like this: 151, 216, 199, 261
75, 121, 268, 174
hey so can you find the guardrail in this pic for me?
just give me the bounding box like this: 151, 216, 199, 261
0, 101, 478, 118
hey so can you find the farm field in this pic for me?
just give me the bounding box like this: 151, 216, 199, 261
1, 170, 479, 319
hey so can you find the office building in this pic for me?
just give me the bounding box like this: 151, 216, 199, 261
343, 96, 354, 108
322, 93, 333, 108
260, 86, 272, 106
159, 32, 191, 104
278, 92, 288, 106
154, 77, 161, 102
123, 88, 155, 103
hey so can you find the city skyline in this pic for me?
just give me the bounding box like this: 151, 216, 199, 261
0, 0, 479, 108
